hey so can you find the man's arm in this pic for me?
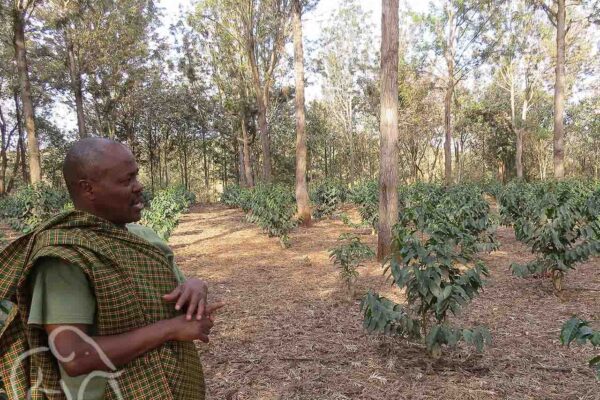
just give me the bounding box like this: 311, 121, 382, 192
46, 304, 223, 377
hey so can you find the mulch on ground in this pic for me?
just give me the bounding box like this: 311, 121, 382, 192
170, 204, 599, 400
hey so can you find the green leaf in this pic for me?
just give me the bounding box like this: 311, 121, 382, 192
560, 317, 584, 346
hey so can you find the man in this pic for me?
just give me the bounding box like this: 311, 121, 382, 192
0, 138, 221, 400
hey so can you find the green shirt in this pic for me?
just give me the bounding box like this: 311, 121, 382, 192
27, 223, 186, 400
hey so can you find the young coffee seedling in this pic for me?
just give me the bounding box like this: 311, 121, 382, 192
329, 233, 374, 299
362, 185, 495, 358
560, 316, 600, 379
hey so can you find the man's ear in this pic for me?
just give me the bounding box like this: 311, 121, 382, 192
78, 180, 95, 201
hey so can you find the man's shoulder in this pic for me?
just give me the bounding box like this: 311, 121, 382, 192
126, 223, 158, 239
125, 223, 170, 250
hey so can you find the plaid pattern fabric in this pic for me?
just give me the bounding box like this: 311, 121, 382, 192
0, 211, 205, 400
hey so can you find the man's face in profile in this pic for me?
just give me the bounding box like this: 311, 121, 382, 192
88, 144, 145, 225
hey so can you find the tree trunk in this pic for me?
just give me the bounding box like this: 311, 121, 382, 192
324, 143, 328, 178
202, 130, 209, 188
238, 140, 246, 186
240, 114, 254, 187
13, 89, 28, 183
510, 74, 524, 179
164, 144, 169, 186
65, 28, 87, 138
6, 134, 22, 194
377, 0, 399, 261
515, 129, 523, 179
553, 0, 566, 179
293, 0, 311, 227
256, 91, 272, 182
430, 139, 441, 183
0, 106, 10, 195
13, 6, 42, 184
183, 147, 189, 191
454, 140, 460, 183
443, 2, 456, 186
444, 85, 453, 185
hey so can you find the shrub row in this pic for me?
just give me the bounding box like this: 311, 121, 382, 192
0, 183, 195, 242
498, 180, 600, 291
140, 186, 196, 240
309, 180, 347, 219
221, 184, 297, 247
0, 183, 71, 233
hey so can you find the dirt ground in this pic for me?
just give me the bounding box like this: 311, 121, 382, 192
169, 204, 599, 400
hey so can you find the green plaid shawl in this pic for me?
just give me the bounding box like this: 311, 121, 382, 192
0, 210, 205, 400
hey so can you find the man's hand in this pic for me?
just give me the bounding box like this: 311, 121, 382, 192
168, 302, 225, 343
44, 302, 225, 376
163, 278, 209, 320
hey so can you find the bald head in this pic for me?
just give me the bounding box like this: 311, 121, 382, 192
62, 138, 144, 224
63, 138, 129, 199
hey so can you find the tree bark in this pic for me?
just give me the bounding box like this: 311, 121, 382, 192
65, 28, 87, 138
202, 130, 209, 188
377, 0, 399, 261
510, 73, 525, 179
13, 89, 28, 183
6, 134, 22, 194
553, 0, 566, 179
13, 6, 42, 184
238, 140, 246, 186
0, 105, 12, 195
240, 114, 254, 187
515, 129, 523, 179
443, 2, 456, 186
292, 0, 311, 227
454, 140, 460, 183
256, 90, 272, 182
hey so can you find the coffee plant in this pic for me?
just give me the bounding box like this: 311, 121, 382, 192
361, 185, 495, 358
348, 180, 379, 233
310, 181, 347, 219
221, 184, 297, 247
0, 183, 71, 233
560, 316, 600, 379
508, 183, 600, 291
220, 185, 244, 207
140, 186, 196, 240
246, 184, 297, 248
481, 180, 503, 199
498, 181, 537, 226
329, 233, 374, 298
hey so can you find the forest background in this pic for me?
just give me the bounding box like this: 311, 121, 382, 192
0, 0, 598, 202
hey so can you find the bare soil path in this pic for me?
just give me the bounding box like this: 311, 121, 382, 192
170, 204, 599, 400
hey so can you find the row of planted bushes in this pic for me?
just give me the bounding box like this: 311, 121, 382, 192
0, 183, 195, 240
221, 180, 502, 247
0, 183, 72, 233
222, 184, 297, 247
222, 181, 498, 357
497, 180, 600, 377
140, 186, 196, 240
498, 180, 600, 291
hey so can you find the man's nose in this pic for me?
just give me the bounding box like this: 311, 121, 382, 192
133, 179, 143, 193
